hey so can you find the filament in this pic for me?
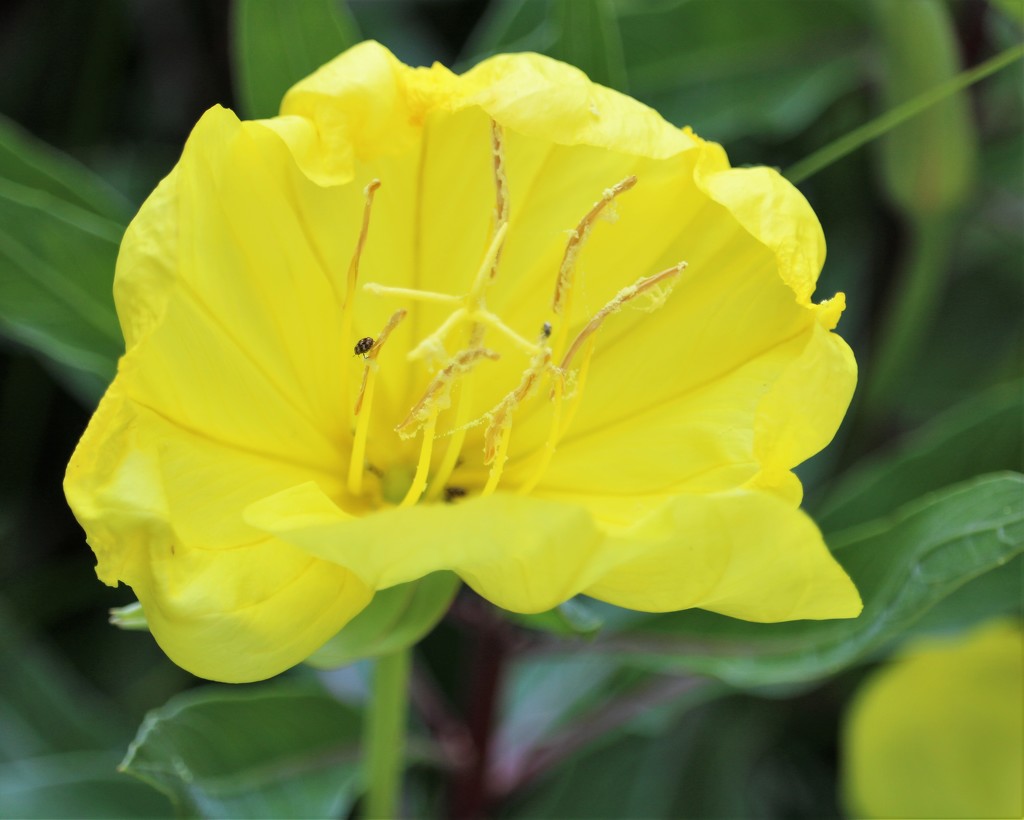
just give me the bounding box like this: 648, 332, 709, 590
399, 406, 439, 507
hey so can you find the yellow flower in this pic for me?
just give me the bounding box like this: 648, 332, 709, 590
843, 619, 1024, 819
65, 42, 860, 682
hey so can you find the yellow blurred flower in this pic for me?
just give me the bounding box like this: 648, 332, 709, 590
65, 42, 860, 682
843, 619, 1024, 819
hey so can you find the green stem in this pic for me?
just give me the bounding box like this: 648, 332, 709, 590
364, 649, 411, 819
785, 42, 1024, 185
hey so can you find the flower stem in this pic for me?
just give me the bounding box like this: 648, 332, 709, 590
784, 42, 1024, 185
364, 648, 411, 819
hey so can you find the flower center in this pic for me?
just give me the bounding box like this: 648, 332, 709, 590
342, 120, 686, 507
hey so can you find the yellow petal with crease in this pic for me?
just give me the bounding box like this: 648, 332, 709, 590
246, 482, 603, 613
586, 488, 861, 620
65, 384, 372, 683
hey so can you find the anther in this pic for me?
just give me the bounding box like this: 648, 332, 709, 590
559, 261, 686, 373
395, 348, 500, 439
551, 175, 637, 317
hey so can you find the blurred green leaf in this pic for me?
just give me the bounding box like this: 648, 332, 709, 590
460, 0, 556, 65
0, 177, 122, 404
991, 0, 1024, 26
874, 0, 977, 214
305, 572, 458, 669
0, 116, 128, 404
508, 692, 838, 820
815, 379, 1023, 531
232, 0, 361, 120
508, 598, 604, 638
464, 0, 869, 140
604, 473, 1024, 688
0, 751, 172, 820
0, 602, 125, 762
121, 682, 363, 819
0, 114, 131, 223
617, 0, 868, 140
550, 0, 628, 91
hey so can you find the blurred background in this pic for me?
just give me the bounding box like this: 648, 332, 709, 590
0, 1, 1021, 817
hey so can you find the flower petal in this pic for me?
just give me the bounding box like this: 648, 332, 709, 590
586, 488, 861, 621
245, 482, 605, 614
754, 313, 857, 474
844, 620, 1024, 819
276, 42, 697, 187
65, 383, 373, 683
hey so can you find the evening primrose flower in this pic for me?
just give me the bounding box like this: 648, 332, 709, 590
843, 620, 1024, 819
65, 42, 861, 683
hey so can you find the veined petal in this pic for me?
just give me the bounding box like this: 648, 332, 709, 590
64, 383, 373, 682
245, 482, 605, 614
587, 488, 861, 620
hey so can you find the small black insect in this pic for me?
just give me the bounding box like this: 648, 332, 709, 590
541, 321, 552, 339
354, 337, 374, 357
444, 486, 467, 503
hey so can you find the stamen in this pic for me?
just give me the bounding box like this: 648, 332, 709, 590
478, 348, 552, 495
422, 120, 511, 500
395, 348, 500, 439
362, 283, 462, 306
354, 310, 407, 414
519, 261, 686, 495
423, 379, 475, 501
481, 419, 512, 497
467, 222, 510, 306
340, 180, 381, 378
551, 175, 637, 320
347, 309, 407, 497
399, 406, 439, 507
560, 262, 686, 372
518, 373, 565, 495
470, 310, 541, 356
487, 119, 510, 288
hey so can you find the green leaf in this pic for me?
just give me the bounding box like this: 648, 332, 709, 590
550, 0, 629, 91
871, 0, 977, 215
0, 752, 172, 820
460, 0, 556, 66
0, 114, 131, 223
605, 473, 1024, 689
618, 0, 869, 140
121, 682, 364, 819
815, 379, 1023, 531
508, 598, 604, 638
306, 572, 459, 669
232, 0, 361, 120
0, 116, 129, 404
0, 601, 125, 761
